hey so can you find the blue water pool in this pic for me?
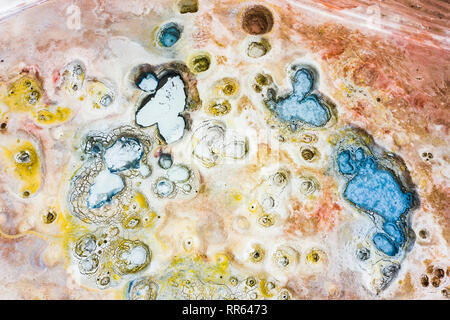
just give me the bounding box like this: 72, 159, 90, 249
159, 24, 181, 47
275, 68, 329, 127
337, 147, 412, 256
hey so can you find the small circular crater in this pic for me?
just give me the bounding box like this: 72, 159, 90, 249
183, 238, 193, 251
249, 244, 265, 263
188, 53, 211, 73
214, 77, 239, 97
420, 274, 429, 287
223, 83, 236, 96
300, 146, 318, 162
179, 0, 198, 14
99, 94, 113, 107
434, 268, 445, 279
154, 178, 175, 197
356, 247, 370, 261
300, 133, 317, 144
272, 171, 288, 187
299, 177, 319, 195
234, 215, 250, 231
182, 184, 192, 192
253, 84, 262, 92
43, 209, 57, 224
431, 277, 441, 287
308, 251, 320, 263
421, 152, 433, 161
158, 153, 173, 169
255, 73, 272, 86
426, 265, 434, 274
97, 275, 111, 289
241, 5, 274, 35
306, 248, 327, 265
278, 255, 289, 267
229, 276, 238, 286
247, 38, 271, 58
258, 214, 274, 227
261, 195, 274, 210
206, 99, 231, 116
418, 229, 428, 239
15, 150, 31, 164
246, 276, 256, 287
279, 289, 291, 300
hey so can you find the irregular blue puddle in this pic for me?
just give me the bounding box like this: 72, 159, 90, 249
159, 23, 181, 47
104, 137, 143, 173
87, 170, 124, 209
338, 147, 412, 256
275, 68, 330, 127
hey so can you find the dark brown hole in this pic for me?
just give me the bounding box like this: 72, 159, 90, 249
426, 265, 434, 274
420, 274, 429, 287
301, 148, 315, 161
44, 211, 56, 224
434, 268, 445, 279
253, 84, 262, 93
241, 5, 274, 35
431, 277, 441, 287
418, 229, 428, 239
310, 253, 320, 262
255, 73, 271, 86
223, 84, 234, 95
